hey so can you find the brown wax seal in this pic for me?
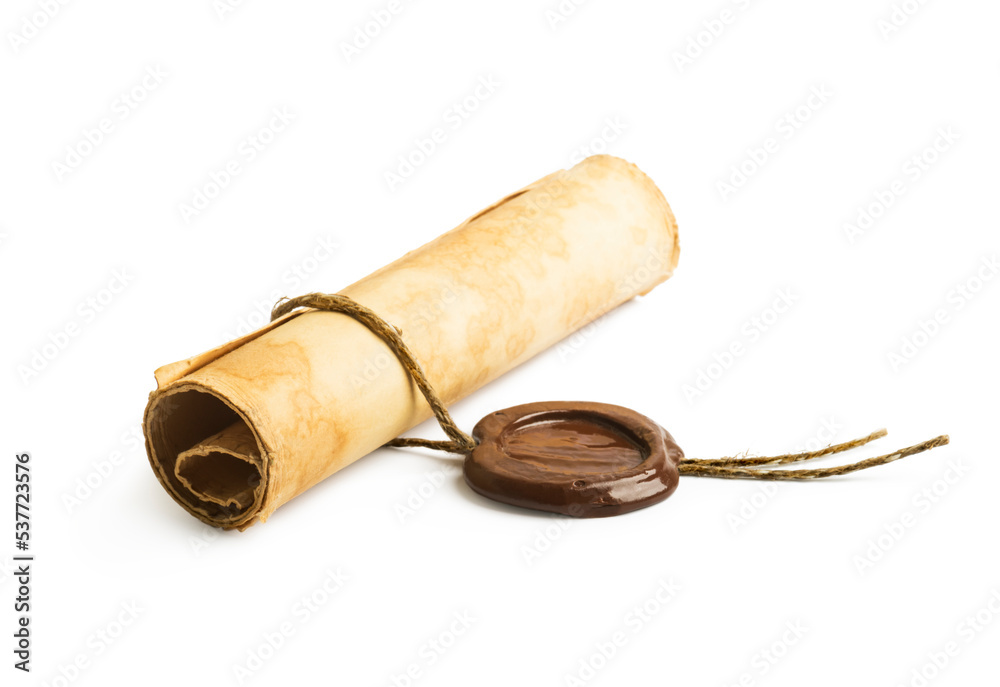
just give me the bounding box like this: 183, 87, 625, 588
464, 402, 684, 517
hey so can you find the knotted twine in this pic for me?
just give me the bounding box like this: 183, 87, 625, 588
271, 293, 950, 480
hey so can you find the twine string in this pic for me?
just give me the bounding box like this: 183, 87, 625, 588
680, 429, 889, 468
272, 293, 476, 454
272, 292, 950, 478
679, 434, 950, 480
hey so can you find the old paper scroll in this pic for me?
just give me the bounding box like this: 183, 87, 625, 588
144, 155, 680, 529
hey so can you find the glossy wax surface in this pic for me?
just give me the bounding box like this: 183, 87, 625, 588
502, 418, 647, 475
465, 402, 682, 517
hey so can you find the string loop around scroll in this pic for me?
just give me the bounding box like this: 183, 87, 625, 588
271, 292, 478, 454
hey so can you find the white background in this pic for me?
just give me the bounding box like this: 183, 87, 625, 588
2, 0, 998, 685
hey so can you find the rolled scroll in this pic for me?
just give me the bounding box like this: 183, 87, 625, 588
144, 155, 680, 529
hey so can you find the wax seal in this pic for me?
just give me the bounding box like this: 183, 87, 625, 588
464, 401, 684, 517
270, 296, 951, 525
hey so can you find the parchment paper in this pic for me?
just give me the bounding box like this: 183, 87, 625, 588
144, 155, 680, 529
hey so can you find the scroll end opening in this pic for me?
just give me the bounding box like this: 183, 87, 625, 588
144, 386, 267, 529
176, 448, 262, 511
